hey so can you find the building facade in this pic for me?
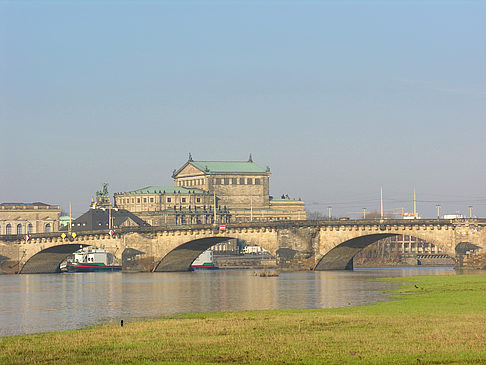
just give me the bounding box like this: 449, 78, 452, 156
0, 202, 60, 235
67, 207, 150, 232
114, 156, 306, 225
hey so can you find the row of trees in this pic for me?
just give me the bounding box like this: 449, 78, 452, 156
306, 210, 396, 220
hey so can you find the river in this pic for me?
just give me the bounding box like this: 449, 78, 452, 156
0, 267, 454, 336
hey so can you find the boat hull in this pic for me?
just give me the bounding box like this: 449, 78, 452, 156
66, 264, 122, 272
191, 264, 218, 270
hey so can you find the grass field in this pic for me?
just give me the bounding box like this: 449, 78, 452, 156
1, 273, 486, 364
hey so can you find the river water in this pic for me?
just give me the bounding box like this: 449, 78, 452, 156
0, 267, 454, 336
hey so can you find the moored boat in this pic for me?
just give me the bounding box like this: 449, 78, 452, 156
62, 247, 122, 272
191, 250, 218, 270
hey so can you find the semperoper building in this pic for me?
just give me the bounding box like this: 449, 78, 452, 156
114, 155, 306, 226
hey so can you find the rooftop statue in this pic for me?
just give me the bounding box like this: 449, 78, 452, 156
96, 183, 109, 198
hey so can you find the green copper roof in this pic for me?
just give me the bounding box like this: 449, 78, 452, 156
190, 161, 268, 174
125, 186, 206, 195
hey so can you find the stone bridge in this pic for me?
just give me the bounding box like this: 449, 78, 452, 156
0, 219, 484, 274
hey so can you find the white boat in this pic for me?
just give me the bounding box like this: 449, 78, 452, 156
191, 250, 218, 270
61, 247, 122, 272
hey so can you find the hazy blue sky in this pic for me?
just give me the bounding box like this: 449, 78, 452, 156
1, 0, 485, 218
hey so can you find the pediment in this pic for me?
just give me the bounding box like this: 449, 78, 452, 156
174, 163, 205, 178
120, 217, 136, 227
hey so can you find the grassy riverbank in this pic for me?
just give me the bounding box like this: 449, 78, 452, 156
1, 273, 486, 364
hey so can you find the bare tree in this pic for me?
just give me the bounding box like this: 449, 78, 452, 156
306, 210, 328, 220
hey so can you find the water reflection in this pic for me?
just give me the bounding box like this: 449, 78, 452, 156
0, 267, 454, 336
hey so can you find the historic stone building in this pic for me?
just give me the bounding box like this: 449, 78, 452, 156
0, 202, 60, 235
61, 183, 151, 232
114, 156, 306, 226
66, 207, 150, 232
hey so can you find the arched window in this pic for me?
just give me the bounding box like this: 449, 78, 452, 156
45, 223, 51, 233
6, 224, 12, 235
28, 223, 33, 234
17, 224, 22, 235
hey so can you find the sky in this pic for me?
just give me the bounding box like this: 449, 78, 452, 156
1, 0, 485, 218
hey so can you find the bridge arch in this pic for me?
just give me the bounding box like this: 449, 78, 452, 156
455, 241, 482, 267
315, 230, 456, 270
20, 244, 90, 274
455, 242, 481, 255
154, 237, 236, 272
315, 234, 396, 270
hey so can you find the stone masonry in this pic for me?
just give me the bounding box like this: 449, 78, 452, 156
0, 218, 484, 274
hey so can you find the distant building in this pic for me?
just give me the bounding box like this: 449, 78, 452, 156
114, 155, 306, 225
242, 245, 268, 254
443, 214, 465, 219
59, 216, 72, 228
65, 185, 150, 232
389, 235, 442, 254
67, 207, 150, 232
210, 238, 240, 255
0, 202, 60, 235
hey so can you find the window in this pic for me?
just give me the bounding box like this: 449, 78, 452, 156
255, 178, 261, 185
216, 178, 221, 184
224, 178, 229, 185
196, 198, 201, 203
167, 198, 172, 202
182, 198, 186, 203
247, 178, 253, 185
137, 198, 140, 203
17, 224, 22, 235
6, 224, 11, 235
232, 178, 237, 185
27, 223, 33, 234
45, 223, 51, 233
239, 178, 245, 185
150, 197, 154, 203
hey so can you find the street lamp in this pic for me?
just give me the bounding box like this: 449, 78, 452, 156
469, 206, 472, 218
436, 204, 440, 219
328, 206, 332, 220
